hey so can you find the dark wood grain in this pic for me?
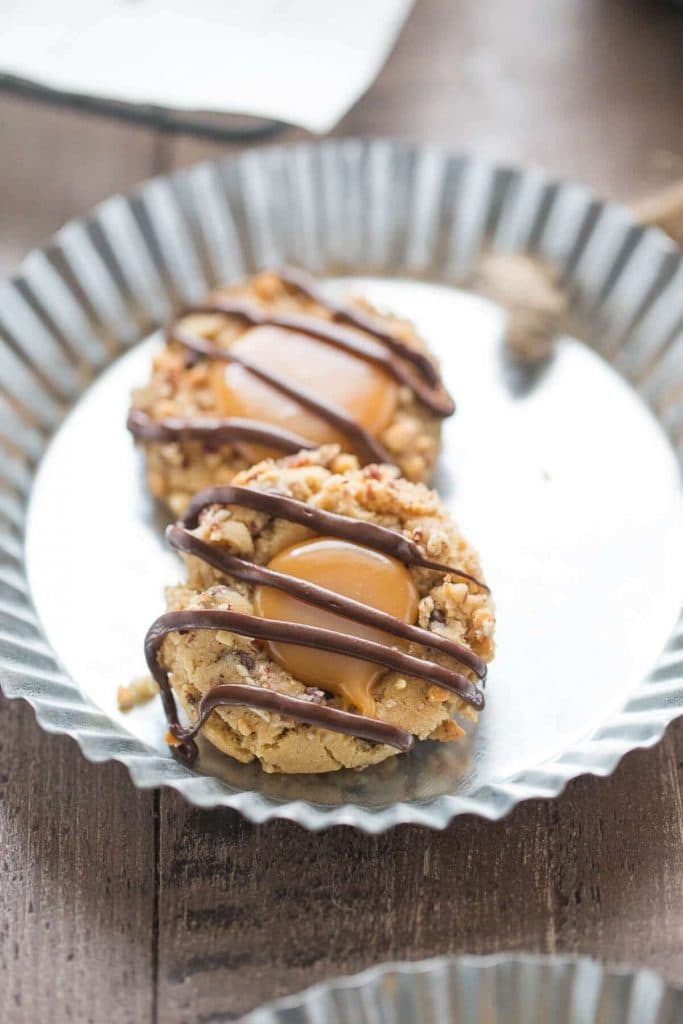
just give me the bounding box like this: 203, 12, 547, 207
0, 92, 160, 278
0, 69, 163, 1024
1, 0, 683, 1021
152, 722, 683, 1022
0, 695, 156, 1023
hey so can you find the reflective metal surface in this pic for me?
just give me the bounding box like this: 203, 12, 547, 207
1, 140, 682, 830
240, 954, 683, 1024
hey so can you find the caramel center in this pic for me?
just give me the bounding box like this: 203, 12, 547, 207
214, 325, 398, 462
253, 537, 419, 715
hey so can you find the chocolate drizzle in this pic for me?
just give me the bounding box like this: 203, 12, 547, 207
168, 683, 415, 761
127, 408, 316, 454
169, 324, 392, 465
129, 267, 455, 463
167, 524, 487, 679
147, 483, 489, 764
279, 265, 441, 389
177, 298, 454, 416
148, 608, 483, 707
182, 484, 490, 593
145, 609, 477, 762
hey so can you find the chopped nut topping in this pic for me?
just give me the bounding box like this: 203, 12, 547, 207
117, 676, 159, 712
432, 718, 466, 742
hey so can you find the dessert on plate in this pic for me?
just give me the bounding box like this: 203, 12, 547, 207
128, 267, 455, 515
145, 446, 495, 774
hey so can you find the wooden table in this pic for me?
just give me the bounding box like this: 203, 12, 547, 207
1, 2, 682, 1021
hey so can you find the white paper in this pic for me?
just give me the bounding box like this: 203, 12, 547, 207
0, 0, 414, 133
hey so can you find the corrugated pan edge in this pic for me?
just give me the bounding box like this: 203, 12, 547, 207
0, 139, 681, 831
240, 953, 682, 1024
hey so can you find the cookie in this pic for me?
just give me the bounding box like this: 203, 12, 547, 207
145, 446, 495, 774
128, 267, 454, 515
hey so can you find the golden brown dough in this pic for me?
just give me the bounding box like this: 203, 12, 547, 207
130, 270, 447, 515
158, 446, 495, 774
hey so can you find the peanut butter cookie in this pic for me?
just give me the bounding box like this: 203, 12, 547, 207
129, 268, 454, 515
145, 446, 495, 774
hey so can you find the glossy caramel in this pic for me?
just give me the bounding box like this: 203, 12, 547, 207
214, 325, 398, 462
253, 536, 419, 715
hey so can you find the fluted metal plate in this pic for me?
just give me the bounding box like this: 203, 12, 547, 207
240, 954, 683, 1023
1, 139, 682, 831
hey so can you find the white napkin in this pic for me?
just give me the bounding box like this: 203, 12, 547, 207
0, 0, 414, 133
